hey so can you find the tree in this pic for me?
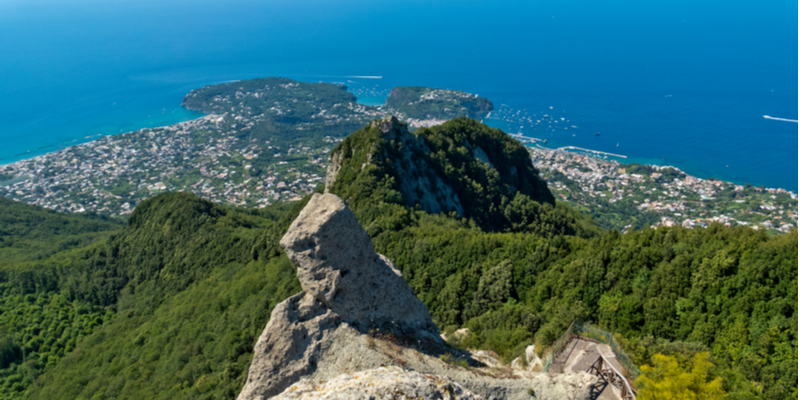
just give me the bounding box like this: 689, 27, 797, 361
468, 260, 514, 318
636, 352, 726, 400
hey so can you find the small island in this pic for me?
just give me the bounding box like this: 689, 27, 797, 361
385, 86, 493, 127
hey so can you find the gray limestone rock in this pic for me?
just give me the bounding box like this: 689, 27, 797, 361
237, 193, 444, 400
278, 192, 440, 338
237, 292, 340, 400
323, 147, 343, 193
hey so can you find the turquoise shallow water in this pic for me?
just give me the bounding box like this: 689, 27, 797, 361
0, 0, 796, 190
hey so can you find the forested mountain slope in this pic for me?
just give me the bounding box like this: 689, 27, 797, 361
325, 117, 797, 400
0, 197, 123, 266
326, 116, 594, 236
0, 194, 304, 399
0, 117, 794, 400
372, 220, 797, 399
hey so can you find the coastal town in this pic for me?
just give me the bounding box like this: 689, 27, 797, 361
0, 115, 340, 214
529, 145, 798, 233
0, 78, 382, 215
0, 79, 796, 235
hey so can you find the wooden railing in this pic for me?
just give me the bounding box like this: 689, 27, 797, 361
587, 354, 636, 400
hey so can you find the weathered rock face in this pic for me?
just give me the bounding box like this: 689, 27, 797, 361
237, 292, 337, 400
279, 192, 440, 337
237, 193, 444, 400
325, 116, 465, 216
273, 367, 483, 400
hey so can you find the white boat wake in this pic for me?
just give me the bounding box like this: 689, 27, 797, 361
763, 115, 798, 123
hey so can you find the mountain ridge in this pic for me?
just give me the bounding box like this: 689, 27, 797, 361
324, 116, 591, 237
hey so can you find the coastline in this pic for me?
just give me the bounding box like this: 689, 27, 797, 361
483, 114, 797, 192
0, 112, 212, 179
3, 109, 797, 196
0, 108, 206, 168
0, 103, 795, 234
526, 143, 797, 233
524, 141, 797, 195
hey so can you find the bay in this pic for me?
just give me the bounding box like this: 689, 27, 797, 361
0, 0, 796, 190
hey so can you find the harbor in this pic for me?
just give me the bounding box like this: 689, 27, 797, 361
556, 145, 627, 159
508, 131, 628, 161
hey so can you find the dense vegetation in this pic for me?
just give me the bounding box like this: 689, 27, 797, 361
635, 352, 726, 400
329, 117, 596, 236
0, 197, 123, 266
0, 194, 305, 399
0, 117, 794, 400
371, 217, 796, 399
386, 86, 493, 120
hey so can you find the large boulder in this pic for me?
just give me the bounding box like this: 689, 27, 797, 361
279, 192, 441, 338
237, 193, 444, 400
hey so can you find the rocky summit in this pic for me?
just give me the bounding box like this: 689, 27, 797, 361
279, 192, 442, 338
237, 193, 444, 400
237, 193, 596, 400
325, 116, 465, 216
323, 115, 558, 234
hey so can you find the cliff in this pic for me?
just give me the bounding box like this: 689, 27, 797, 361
325, 116, 465, 216
324, 116, 559, 233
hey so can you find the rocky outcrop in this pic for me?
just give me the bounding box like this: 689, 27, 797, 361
325, 116, 465, 216
323, 149, 343, 196
278, 192, 441, 338
511, 345, 545, 372
273, 367, 483, 400
238, 193, 595, 400
471, 144, 495, 169
238, 193, 444, 400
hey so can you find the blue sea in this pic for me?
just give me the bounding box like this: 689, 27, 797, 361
1, 0, 797, 190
